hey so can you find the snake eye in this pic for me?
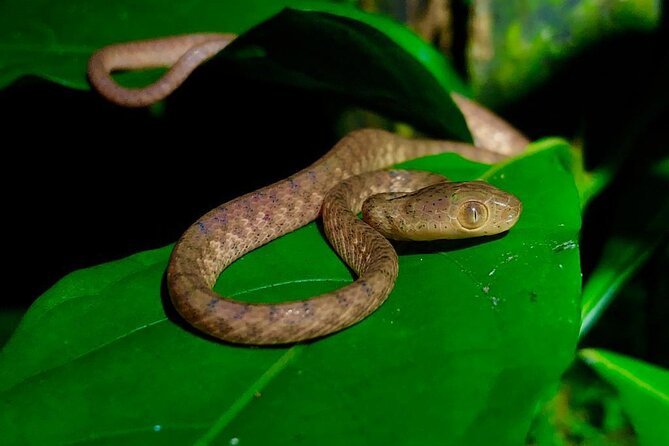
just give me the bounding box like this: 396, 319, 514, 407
458, 201, 489, 229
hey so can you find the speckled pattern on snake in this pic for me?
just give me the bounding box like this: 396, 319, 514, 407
88, 33, 527, 344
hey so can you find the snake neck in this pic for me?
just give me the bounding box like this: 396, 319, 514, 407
167, 128, 506, 322
171, 129, 505, 289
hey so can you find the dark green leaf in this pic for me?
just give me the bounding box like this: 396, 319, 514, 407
0, 0, 466, 96
0, 1, 471, 140
0, 310, 23, 349
580, 157, 669, 336
213, 9, 470, 139
0, 140, 581, 445
0, 0, 298, 89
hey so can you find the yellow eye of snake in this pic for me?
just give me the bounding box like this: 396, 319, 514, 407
458, 201, 488, 229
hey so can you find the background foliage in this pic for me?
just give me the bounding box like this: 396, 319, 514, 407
0, 0, 666, 445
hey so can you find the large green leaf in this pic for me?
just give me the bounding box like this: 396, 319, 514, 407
0, 0, 466, 95
580, 349, 669, 446
0, 1, 470, 139
210, 9, 469, 139
0, 140, 581, 445
0, 0, 293, 89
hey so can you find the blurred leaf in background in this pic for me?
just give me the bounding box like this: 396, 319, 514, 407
528, 361, 636, 446
581, 349, 669, 446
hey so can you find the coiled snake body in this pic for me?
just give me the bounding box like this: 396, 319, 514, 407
88, 33, 526, 344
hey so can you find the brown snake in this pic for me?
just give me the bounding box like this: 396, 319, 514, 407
88, 33, 526, 345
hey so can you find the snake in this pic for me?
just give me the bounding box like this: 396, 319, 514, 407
88, 32, 526, 345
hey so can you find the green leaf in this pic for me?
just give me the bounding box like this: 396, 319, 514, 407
0, 0, 466, 95
0, 310, 23, 349
0, 1, 470, 139
580, 349, 669, 446
0, 140, 581, 445
0, 0, 293, 89
213, 9, 470, 139
291, 3, 469, 97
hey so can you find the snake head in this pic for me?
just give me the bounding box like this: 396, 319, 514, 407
362, 180, 522, 241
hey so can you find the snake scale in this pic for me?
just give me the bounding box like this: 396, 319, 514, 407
88, 33, 526, 344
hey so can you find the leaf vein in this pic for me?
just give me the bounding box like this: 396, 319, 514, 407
195, 347, 301, 445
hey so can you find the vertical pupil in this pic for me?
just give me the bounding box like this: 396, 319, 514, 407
470, 206, 478, 223
458, 201, 488, 229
